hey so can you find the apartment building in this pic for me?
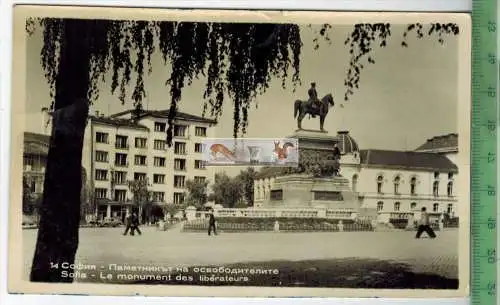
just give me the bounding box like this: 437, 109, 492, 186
81, 109, 217, 221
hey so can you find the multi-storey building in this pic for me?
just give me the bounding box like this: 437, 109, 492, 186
254, 131, 460, 219
23, 132, 50, 205
81, 109, 217, 222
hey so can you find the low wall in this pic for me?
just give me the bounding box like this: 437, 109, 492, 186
182, 217, 374, 233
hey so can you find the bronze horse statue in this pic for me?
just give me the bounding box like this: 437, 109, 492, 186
294, 93, 335, 131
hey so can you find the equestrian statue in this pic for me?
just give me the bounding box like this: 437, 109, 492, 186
293, 82, 335, 131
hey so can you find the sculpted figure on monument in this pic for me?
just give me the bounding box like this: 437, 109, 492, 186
308, 82, 320, 118
294, 83, 335, 131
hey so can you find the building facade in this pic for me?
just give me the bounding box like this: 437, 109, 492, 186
23, 132, 50, 212
254, 131, 459, 218
80, 109, 217, 222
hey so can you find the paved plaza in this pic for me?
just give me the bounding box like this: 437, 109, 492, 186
22, 224, 459, 288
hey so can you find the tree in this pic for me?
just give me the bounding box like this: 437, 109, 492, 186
185, 179, 209, 209
211, 172, 244, 208
25, 17, 460, 282
236, 167, 257, 206
163, 203, 183, 220
127, 179, 152, 224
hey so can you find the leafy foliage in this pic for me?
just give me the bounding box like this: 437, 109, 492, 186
211, 172, 244, 208
235, 167, 257, 205
128, 178, 151, 206
343, 23, 460, 102
26, 18, 460, 144
185, 178, 209, 209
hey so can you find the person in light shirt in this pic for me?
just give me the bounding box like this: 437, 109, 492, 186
415, 207, 437, 239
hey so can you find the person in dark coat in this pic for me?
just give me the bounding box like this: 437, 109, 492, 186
131, 212, 142, 236
208, 210, 217, 236
415, 207, 436, 239
122, 213, 133, 236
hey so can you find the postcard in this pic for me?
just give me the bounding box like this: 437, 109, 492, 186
8, 5, 471, 298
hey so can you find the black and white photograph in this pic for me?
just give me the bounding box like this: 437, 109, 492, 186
8, 6, 471, 298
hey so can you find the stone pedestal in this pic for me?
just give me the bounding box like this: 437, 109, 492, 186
185, 206, 197, 221
258, 129, 359, 211
261, 174, 358, 210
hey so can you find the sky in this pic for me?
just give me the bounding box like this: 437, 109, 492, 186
24, 22, 460, 151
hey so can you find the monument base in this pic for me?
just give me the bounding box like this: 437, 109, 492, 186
261, 174, 358, 211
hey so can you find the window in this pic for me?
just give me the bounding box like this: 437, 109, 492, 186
96, 132, 108, 143
410, 177, 417, 195
152, 192, 165, 202
95, 169, 108, 181
195, 126, 207, 137
114, 190, 127, 202
115, 153, 128, 167
433, 203, 439, 212
30, 180, 36, 193
194, 176, 206, 183
377, 201, 384, 211
447, 203, 453, 214
174, 159, 186, 171
352, 174, 358, 192
154, 157, 166, 167
115, 135, 128, 149
154, 122, 166, 132
194, 143, 203, 153
95, 151, 108, 162
134, 155, 147, 166
153, 174, 165, 184
447, 181, 453, 196
173, 192, 185, 204
174, 175, 186, 188
393, 175, 401, 194
434, 172, 440, 179
410, 202, 417, 210
24, 155, 34, 168
448, 172, 454, 180
135, 137, 147, 148
195, 160, 206, 169
95, 188, 107, 199
377, 175, 384, 194
174, 142, 187, 154
114, 171, 127, 185
154, 140, 166, 150
174, 125, 187, 137
433, 181, 439, 197
134, 172, 147, 181
394, 202, 400, 211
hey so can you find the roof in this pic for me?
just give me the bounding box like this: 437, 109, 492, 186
110, 109, 218, 124
415, 133, 458, 152
90, 116, 149, 130
24, 132, 50, 156
359, 149, 458, 172
337, 131, 359, 154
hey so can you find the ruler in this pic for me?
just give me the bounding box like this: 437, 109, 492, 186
471, 0, 499, 303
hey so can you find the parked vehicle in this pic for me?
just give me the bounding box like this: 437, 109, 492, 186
99, 217, 123, 227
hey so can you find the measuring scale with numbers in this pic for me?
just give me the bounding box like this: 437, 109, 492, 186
471, 0, 500, 304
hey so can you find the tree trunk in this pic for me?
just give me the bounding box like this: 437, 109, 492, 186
30, 19, 91, 282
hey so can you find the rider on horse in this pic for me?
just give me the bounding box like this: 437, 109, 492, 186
308, 82, 321, 118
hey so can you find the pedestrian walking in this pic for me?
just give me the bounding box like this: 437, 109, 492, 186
122, 213, 133, 236
131, 212, 142, 236
415, 207, 436, 239
208, 210, 217, 236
